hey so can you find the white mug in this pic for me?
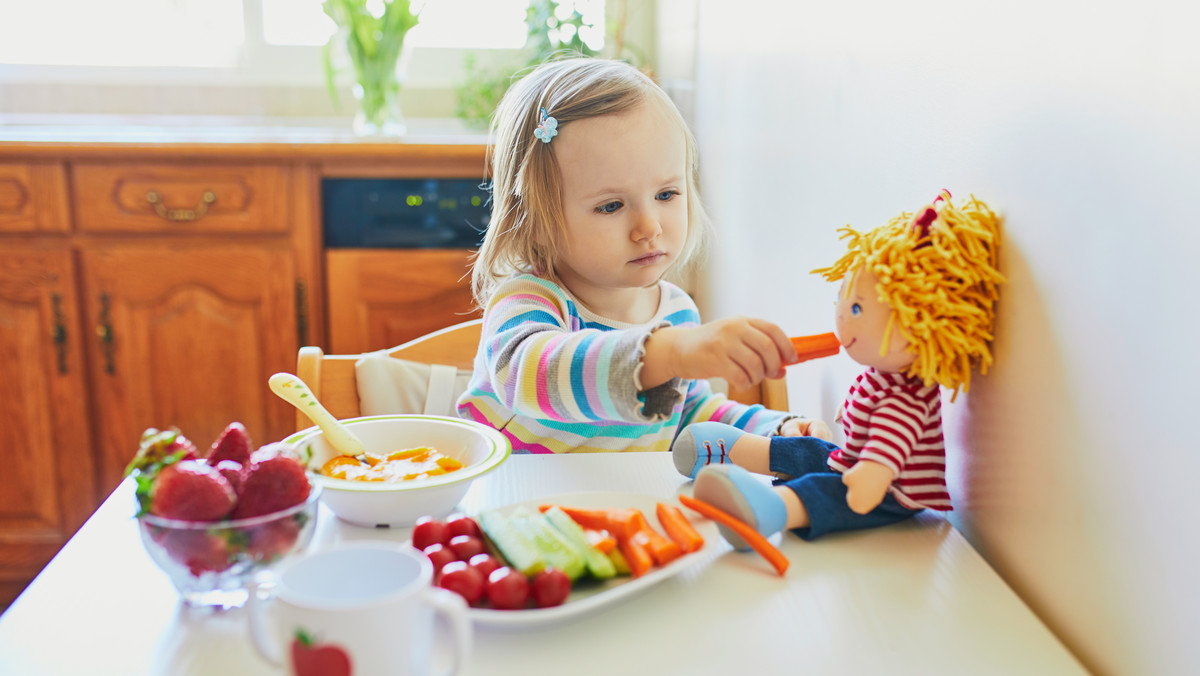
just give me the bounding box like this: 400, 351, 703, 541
249, 541, 471, 676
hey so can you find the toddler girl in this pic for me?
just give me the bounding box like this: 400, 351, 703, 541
456, 58, 828, 453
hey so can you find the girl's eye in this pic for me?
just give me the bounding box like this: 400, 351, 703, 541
656, 189, 680, 201
851, 303, 862, 316
596, 201, 622, 214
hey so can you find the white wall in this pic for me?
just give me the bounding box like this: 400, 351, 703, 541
689, 1, 1200, 674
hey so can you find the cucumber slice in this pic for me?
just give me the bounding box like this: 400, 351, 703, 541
543, 506, 617, 579
507, 506, 587, 581
478, 509, 545, 577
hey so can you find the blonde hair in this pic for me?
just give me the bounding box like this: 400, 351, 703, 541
812, 191, 1004, 398
470, 57, 710, 307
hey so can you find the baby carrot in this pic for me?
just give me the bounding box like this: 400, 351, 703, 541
616, 532, 655, 578
655, 502, 705, 553
629, 513, 683, 566
677, 494, 789, 576
583, 527, 617, 554
789, 332, 841, 363
540, 505, 641, 539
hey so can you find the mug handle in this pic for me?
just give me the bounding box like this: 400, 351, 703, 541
246, 581, 285, 668
425, 586, 472, 676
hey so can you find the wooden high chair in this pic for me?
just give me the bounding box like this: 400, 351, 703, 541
292, 318, 789, 432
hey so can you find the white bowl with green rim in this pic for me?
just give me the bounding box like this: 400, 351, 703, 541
284, 415, 510, 528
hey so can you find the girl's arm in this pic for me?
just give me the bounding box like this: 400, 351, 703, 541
641, 317, 797, 392
678, 378, 790, 436
477, 276, 678, 423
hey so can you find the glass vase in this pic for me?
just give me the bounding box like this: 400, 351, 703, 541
349, 41, 413, 137
353, 79, 406, 136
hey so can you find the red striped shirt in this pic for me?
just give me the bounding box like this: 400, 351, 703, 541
829, 368, 951, 511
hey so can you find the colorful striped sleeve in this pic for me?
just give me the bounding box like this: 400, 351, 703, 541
679, 377, 789, 436
477, 275, 671, 423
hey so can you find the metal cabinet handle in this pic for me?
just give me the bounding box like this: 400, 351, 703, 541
145, 190, 216, 222
51, 293, 69, 374
97, 292, 115, 374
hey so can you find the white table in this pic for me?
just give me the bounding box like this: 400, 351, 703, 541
0, 454, 1086, 675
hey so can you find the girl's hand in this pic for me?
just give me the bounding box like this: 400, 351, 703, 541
643, 317, 797, 391
778, 417, 833, 440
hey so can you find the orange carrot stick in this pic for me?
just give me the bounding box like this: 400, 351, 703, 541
677, 494, 789, 576
615, 532, 655, 578
656, 502, 705, 553
583, 527, 617, 554
789, 332, 841, 363
540, 505, 641, 539
629, 516, 682, 566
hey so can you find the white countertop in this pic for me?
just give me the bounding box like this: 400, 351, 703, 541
0, 453, 1087, 675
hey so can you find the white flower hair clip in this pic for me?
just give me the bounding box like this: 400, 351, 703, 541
533, 107, 558, 144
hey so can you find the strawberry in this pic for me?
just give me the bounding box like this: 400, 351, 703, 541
125, 428, 198, 477
247, 517, 302, 561
208, 422, 253, 465
150, 460, 237, 521
232, 452, 311, 519
213, 459, 246, 493
159, 529, 233, 576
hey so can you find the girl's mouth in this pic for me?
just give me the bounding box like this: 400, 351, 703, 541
630, 252, 666, 266
843, 338, 857, 349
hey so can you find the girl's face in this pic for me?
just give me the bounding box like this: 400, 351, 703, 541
835, 267, 915, 373
551, 99, 688, 314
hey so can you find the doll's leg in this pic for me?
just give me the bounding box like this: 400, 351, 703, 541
781, 474, 922, 541
692, 464, 790, 551
672, 422, 772, 479
767, 436, 840, 481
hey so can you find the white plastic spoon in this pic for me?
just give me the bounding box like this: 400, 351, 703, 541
268, 372, 365, 457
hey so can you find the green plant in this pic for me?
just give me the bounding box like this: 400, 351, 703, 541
322, 0, 420, 134
454, 0, 614, 129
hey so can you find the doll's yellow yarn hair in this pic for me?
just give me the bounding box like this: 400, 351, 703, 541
812, 191, 1004, 399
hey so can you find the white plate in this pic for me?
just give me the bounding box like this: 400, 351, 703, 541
466, 491, 717, 629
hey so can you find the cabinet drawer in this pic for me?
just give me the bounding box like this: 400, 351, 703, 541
72, 163, 290, 234
0, 162, 69, 234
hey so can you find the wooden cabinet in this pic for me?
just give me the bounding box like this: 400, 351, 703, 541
325, 248, 479, 354
79, 245, 299, 492
0, 139, 488, 609
0, 157, 309, 608
0, 248, 97, 608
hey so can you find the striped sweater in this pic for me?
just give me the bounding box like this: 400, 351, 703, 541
455, 274, 790, 454
828, 368, 952, 511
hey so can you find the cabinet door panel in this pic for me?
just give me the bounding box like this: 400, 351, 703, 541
0, 163, 69, 233
0, 250, 95, 605
325, 249, 479, 354
81, 246, 299, 491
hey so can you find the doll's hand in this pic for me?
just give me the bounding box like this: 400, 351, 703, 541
778, 417, 833, 441
644, 318, 796, 391
842, 460, 895, 514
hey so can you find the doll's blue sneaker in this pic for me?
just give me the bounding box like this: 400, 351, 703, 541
692, 464, 787, 552
672, 422, 745, 479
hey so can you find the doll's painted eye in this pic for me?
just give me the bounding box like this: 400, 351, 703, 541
851, 303, 862, 316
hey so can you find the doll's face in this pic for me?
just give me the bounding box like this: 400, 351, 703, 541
835, 267, 916, 373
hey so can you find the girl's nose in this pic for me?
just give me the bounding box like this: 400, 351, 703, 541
631, 210, 661, 241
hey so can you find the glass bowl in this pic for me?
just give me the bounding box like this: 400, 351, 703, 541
137, 485, 322, 609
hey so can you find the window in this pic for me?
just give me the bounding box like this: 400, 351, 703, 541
0, 0, 604, 78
